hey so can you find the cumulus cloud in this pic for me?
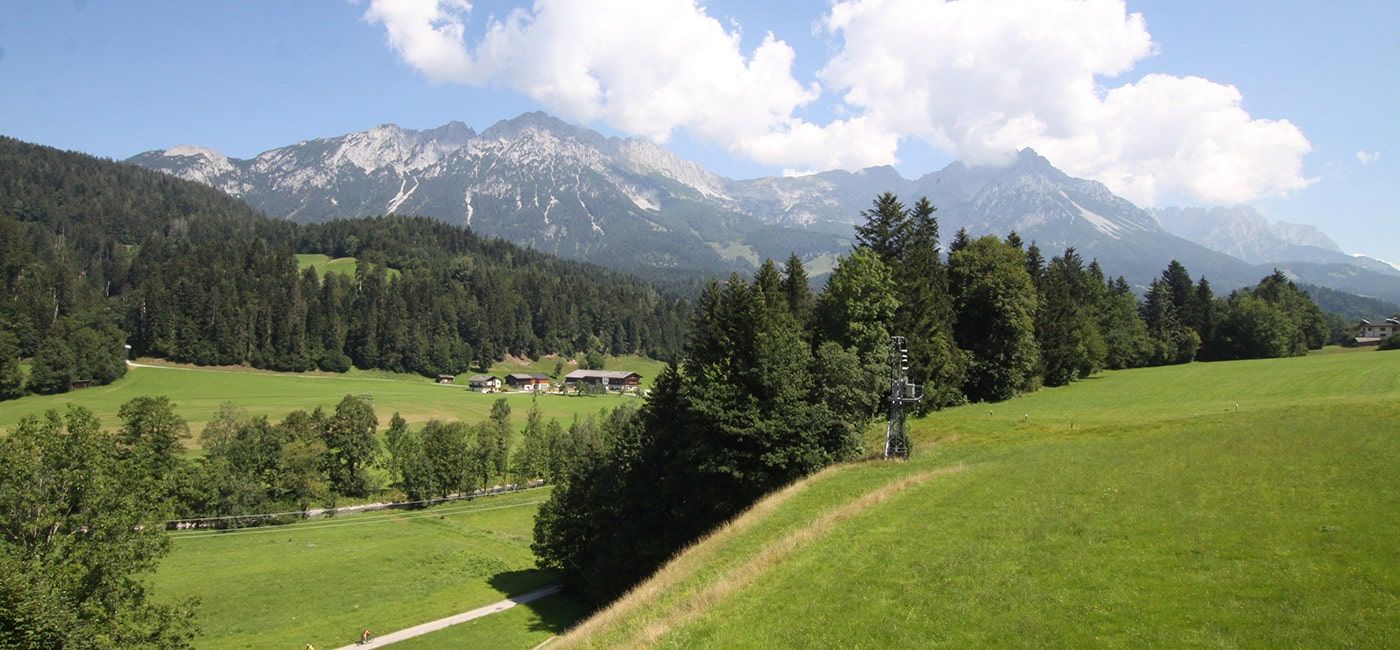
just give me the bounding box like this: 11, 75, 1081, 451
366, 0, 1314, 205
1357, 150, 1381, 164
365, 0, 834, 166
818, 0, 1312, 205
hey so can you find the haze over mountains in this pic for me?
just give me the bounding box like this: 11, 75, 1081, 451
130, 112, 1400, 303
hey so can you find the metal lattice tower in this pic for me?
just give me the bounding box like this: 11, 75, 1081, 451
884, 336, 924, 460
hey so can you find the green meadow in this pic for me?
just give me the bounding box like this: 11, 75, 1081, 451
0, 359, 654, 440
294, 253, 402, 279
151, 488, 576, 649
564, 349, 1400, 647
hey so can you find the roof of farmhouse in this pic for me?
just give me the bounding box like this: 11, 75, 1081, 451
564, 370, 641, 380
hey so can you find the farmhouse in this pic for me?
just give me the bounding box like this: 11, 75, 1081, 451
467, 372, 501, 392
1356, 317, 1400, 345
505, 373, 551, 392
564, 369, 642, 393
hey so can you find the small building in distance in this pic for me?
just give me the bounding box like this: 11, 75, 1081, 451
506, 373, 551, 392
467, 374, 502, 393
1356, 317, 1400, 345
564, 369, 642, 393
437, 374, 455, 385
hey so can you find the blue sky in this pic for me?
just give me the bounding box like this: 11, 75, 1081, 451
1, 1, 1395, 261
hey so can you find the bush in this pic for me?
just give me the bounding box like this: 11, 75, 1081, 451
1379, 336, 1400, 351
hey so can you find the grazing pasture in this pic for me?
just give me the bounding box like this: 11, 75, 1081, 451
151, 488, 577, 649
0, 360, 648, 440
563, 350, 1400, 647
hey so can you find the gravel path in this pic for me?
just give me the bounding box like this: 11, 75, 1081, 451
333, 584, 563, 649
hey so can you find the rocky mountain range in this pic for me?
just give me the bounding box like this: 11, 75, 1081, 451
129, 112, 1400, 303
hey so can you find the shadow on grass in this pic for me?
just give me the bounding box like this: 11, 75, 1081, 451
488, 568, 556, 595
520, 592, 591, 635
487, 570, 591, 635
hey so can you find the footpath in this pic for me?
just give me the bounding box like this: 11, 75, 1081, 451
333, 584, 563, 649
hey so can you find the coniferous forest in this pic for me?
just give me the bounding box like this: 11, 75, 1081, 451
0, 136, 689, 400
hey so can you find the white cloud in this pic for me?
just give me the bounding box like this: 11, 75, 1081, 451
1357, 150, 1381, 164
818, 0, 1312, 205
365, 0, 823, 166
367, 0, 1314, 206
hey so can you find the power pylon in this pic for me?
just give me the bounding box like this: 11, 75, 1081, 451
884, 335, 923, 460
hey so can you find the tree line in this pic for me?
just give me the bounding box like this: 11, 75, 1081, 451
532, 192, 1337, 605
171, 394, 609, 521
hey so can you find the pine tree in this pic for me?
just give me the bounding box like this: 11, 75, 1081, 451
1025, 242, 1045, 286
0, 330, 24, 400
853, 192, 909, 263
781, 253, 813, 327
949, 227, 971, 255
893, 197, 965, 409
752, 258, 786, 313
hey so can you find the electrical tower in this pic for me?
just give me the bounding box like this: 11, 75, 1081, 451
884, 336, 923, 459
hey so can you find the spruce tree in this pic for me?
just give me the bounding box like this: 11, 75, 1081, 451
753, 258, 786, 313
853, 192, 910, 264
780, 253, 813, 326
0, 330, 24, 400
893, 197, 965, 409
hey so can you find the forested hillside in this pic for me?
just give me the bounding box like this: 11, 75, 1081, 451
0, 136, 689, 399
533, 193, 1340, 605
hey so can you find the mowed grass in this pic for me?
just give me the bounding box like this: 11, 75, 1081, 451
563, 350, 1400, 647
0, 362, 641, 440
152, 488, 564, 649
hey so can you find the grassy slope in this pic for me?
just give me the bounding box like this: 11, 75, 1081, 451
564, 350, 1400, 647
151, 489, 569, 649
0, 362, 640, 438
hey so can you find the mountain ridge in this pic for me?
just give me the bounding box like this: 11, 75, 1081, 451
128, 113, 1400, 301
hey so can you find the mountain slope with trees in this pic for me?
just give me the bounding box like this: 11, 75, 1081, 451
129, 114, 1400, 301
0, 135, 690, 401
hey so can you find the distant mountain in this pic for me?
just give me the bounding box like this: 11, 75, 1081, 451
1298, 283, 1400, 322
129, 113, 1400, 299
1152, 205, 1400, 277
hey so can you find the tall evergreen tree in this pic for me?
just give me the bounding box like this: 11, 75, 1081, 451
853, 192, 910, 263
780, 253, 813, 326
0, 330, 24, 400
893, 197, 965, 409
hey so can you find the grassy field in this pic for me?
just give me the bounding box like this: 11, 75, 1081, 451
0, 360, 644, 439
151, 488, 579, 649
563, 350, 1400, 647
295, 253, 401, 279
